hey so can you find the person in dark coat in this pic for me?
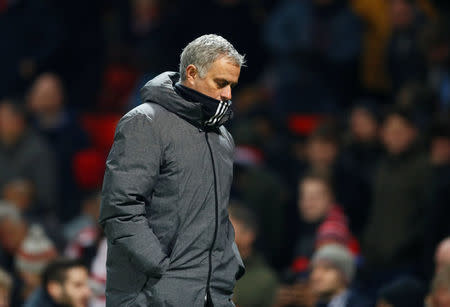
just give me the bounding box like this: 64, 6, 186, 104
0, 0, 62, 100
424, 118, 450, 280
229, 203, 279, 307
376, 277, 426, 307
387, 0, 428, 91
0, 100, 57, 217
27, 73, 89, 222
99, 34, 246, 306
362, 108, 431, 284
264, 0, 362, 113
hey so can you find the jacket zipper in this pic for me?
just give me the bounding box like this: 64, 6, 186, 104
205, 131, 219, 305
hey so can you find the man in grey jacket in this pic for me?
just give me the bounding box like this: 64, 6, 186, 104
99, 34, 246, 307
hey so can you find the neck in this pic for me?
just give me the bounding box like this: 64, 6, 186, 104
333, 286, 347, 297
320, 286, 347, 302
37, 109, 64, 128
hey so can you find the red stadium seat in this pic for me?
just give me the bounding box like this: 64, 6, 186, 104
81, 114, 121, 152
287, 114, 326, 136
72, 148, 107, 190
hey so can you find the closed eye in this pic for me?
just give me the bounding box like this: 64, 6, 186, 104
215, 79, 228, 88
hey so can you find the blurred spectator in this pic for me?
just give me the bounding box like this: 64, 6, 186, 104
290, 122, 365, 236
89, 238, 106, 307
424, 118, 450, 277
387, 0, 428, 92
63, 192, 101, 243
264, 0, 362, 113
50, 1, 107, 110
27, 73, 89, 221
0, 100, 57, 217
64, 192, 102, 267
341, 102, 382, 235
395, 83, 437, 129
310, 244, 370, 307
288, 172, 355, 279
177, 0, 267, 84
362, 108, 430, 281
0, 268, 12, 307
15, 224, 58, 304
421, 20, 450, 111
274, 244, 369, 307
229, 203, 279, 307
435, 239, 450, 274
376, 277, 426, 307
0, 202, 28, 272
0, 0, 62, 100
2, 179, 34, 213
428, 266, 450, 307
351, 0, 435, 92
25, 258, 92, 307
231, 90, 290, 176
232, 148, 286, 268
113, 0, 175, 73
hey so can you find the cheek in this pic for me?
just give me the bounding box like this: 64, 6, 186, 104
323, 272, 340, 288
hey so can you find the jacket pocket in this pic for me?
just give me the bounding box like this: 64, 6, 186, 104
106, 243, 148, 295
231, 241, 245, 280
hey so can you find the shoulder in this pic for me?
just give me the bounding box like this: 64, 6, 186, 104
123, 102, 171, 122
24, 288, 54, 307
21, 131, 52, 156
347, 291, 373, 307
117, 103, 175, 135
219, 126, 235, 148
246, 254, 278, 284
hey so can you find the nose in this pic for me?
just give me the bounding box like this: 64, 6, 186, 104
220, 85, 232, 101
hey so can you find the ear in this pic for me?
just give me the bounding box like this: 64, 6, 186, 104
185, 65, 198, 86
47, 281, 62, 301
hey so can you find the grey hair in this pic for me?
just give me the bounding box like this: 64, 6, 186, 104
179, 34, 245, 81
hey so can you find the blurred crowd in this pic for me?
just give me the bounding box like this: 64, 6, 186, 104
0, 0, 450, 306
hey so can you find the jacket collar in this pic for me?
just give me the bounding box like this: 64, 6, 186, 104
140, 71, 230, 129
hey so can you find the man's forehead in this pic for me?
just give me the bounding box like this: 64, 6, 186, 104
65, 267, 88, 281
207, 58, 240, 82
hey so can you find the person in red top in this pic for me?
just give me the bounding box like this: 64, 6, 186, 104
290, 172, 359, 276
273, 172, 360, 307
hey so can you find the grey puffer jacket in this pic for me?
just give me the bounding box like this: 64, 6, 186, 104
99, 72, 245, 307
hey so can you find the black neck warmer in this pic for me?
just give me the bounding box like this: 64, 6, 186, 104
174, 82, 233, 128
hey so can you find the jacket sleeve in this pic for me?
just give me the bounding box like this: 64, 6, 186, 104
99, 113, 169, 277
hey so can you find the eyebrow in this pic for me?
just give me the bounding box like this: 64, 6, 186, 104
214, 78, 238, 88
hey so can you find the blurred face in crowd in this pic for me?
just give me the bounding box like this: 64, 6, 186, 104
436, 239, 450, 273
27, 73, 64, 118
431, 137, 450, 165
132, 0, 159, 27
48, 267, 91, 307
82, 193, 101, 221
183, 56, 240, 101
2, 180, 34, 212
0, 285, 10, 307
350, 108, 378, 143
0, 102, 25, 147
310, 261, 346, 300
306, 138, 338, 170
390, 0, 415, 30
376, 300, 394, 307
382, 115, 417, 155
0, 218, 27, 255
428, 42, 450, 66
19, 270, 41, 298
299, 178, 333, 223
229, 215, 255, 260
432, 287, 450, 307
